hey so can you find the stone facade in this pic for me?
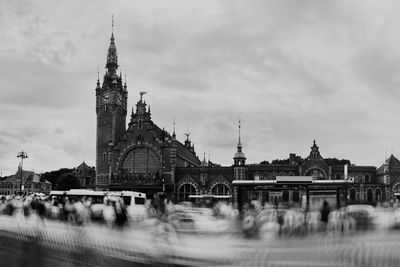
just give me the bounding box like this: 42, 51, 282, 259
94, 24, 391, 207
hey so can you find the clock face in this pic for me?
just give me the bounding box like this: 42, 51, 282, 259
116, 93, 122, 104
102, 92, 110, 103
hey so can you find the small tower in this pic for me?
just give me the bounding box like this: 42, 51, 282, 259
233, 120, 246, 166
233, 120, 246, 180
309, 139, 323, 160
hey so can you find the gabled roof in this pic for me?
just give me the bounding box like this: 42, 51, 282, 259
2, 168, 51, 184
377, 154, 400, 172
386, 154, 400, 166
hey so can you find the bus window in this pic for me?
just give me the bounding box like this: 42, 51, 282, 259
134, 197, 145, 205
122, 196, 132, 206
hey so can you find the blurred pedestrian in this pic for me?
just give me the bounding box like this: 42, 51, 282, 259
114, 198, 128, 229
320, 200, 330, 232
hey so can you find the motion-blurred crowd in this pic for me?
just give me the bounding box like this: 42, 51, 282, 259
2, 192, 400, 239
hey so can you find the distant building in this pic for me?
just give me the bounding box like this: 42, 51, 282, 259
0, 167, 52, 195
73, 161, 95, 189
376, 154, 400, 202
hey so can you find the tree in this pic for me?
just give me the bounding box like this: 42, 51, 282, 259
56, 173, 81, 190
42, 168, 74, 188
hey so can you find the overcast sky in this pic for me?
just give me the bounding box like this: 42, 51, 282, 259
1, 0, 400, 175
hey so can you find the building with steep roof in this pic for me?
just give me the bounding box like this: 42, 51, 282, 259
94, 21, 391, 207
376, 154, 400, 201
73, 161, 96, 189
0, 167, 52, 195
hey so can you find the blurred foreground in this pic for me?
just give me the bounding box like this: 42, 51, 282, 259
2, 195, 400, 266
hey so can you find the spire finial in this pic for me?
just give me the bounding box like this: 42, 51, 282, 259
139, 91, 147, 101
239, 118, 241, 143
184, 131, 190, 141
112, 14, 114, 34
172, 118, 176, 138
96, 66, 100, 88
237, 118, 242, 148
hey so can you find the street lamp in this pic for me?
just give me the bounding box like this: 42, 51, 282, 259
17, 150, 28, 194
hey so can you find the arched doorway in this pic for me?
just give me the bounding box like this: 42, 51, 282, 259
350, 189, 356, 202
178, 184, 196, 202
367, 188, 373, 202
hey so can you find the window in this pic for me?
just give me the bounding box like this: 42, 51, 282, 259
307, 169, 325, 180
365, 174, 370, 183
122, 147, 159, 174
212, 184, 230, 196
335, 173, 341, 180
103, 152, 107, 162
178, 184, 196, 202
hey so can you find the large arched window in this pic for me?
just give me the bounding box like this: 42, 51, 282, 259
122, 147, 159, 174
211, 184, 230, 196
178, 184, 196, 202
307, 169, 325, 180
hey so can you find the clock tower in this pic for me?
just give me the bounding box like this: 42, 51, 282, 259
95, 22, 128, 185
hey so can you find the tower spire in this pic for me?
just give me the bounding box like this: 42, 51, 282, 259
112, 14, 114, 35
237, 118, 242, 149
106, 15, 118, 75
96, 66, 100, 89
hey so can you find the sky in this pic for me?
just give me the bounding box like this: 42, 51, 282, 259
1, 0, 400, 176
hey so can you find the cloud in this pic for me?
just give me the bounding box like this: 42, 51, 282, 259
2, 0, 400, 174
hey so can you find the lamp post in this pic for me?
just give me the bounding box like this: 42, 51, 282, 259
17, 150, 28, 194
160, 128, 166, 192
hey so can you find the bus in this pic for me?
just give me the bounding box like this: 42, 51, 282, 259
50, 189, 147, 220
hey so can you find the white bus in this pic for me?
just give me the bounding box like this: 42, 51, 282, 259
50, 189, 147, 220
